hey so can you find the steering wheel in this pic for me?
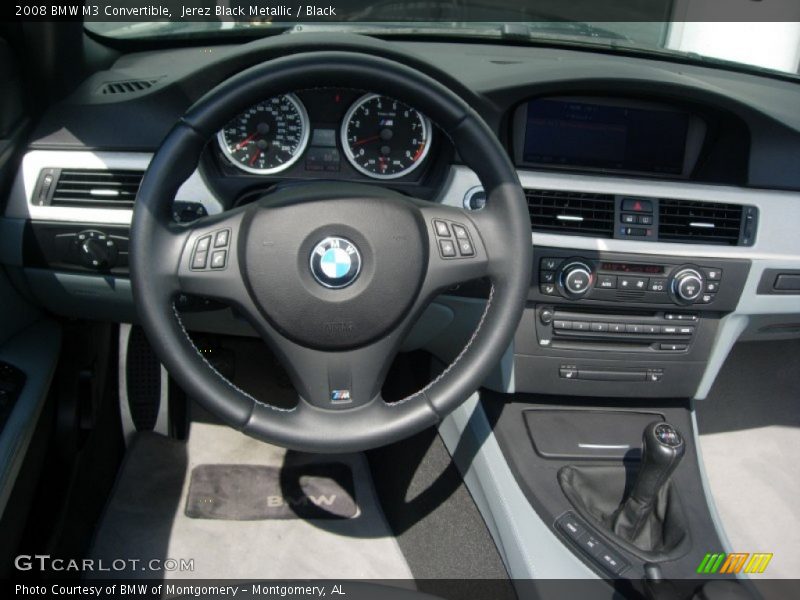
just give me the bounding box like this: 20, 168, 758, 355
130, 51, 532, 452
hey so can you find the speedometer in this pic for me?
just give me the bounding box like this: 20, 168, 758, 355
217, 94, 310, 175
341, 94, 432, 180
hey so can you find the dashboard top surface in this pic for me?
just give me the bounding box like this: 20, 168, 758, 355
26, 33, 800, 191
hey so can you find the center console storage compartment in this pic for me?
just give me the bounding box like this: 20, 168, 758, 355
524, 408, 663, 460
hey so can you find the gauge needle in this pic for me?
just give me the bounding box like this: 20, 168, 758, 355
234, 132, 257, 151
352, 135, 380, 146
249, 152, 260, 166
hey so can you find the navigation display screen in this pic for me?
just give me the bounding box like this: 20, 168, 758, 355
522, 99, 690, 175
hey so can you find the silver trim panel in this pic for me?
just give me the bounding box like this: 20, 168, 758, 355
6, 150, 224, 225
439, 393, 600, 580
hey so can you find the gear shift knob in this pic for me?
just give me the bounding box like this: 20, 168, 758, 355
629, 422, 686, 505
611, 421, 686, 543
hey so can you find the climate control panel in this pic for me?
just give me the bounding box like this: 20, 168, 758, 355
536, 251, 740, 309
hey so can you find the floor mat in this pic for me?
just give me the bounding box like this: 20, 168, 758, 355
89, 423, 413, 580
186, 463, 358, 520
696, 339, 800, 579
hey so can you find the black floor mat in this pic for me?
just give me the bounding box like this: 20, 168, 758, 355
185, 463, 358, 520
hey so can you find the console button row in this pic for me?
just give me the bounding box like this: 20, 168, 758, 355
553, 320, 694, 336
621, 213, 653, 226
191, 229, 230, 270
434, 220, 474, 258
557, 512, 629, 576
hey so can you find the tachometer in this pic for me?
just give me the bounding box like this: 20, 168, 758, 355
341, 94, 432, 179
217, 94, 310, 175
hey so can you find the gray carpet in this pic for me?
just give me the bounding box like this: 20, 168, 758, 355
696, 339, 800, 579
89, 423, 413, 580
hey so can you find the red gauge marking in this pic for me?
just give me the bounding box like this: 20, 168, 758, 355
412, 142, 426, 162
352, 135, 380, 146
234, 132, 257, 151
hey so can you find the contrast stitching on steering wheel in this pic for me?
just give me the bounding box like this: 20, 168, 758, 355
170, 302, 295, 413
392, 283, 496, 412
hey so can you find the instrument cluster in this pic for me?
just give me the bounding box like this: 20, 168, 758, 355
216, 89, 434, 181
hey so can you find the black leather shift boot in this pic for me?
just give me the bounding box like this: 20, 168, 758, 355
558, 465, 692, 562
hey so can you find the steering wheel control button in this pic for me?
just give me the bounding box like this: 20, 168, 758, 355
432, 220, 476, 259
191, 229, 232, 270
439, 239, 457, 257
214, 229, 230, 248
310, 237, 362, 289
452, 224, 468, 239
457, 239, 474, 256
434, 220, 451, 237
196, 235, 212, 253
192, 250, 208, 270
210, 250, 227, 269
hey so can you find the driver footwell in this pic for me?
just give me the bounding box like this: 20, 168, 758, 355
88, 422, 413, 579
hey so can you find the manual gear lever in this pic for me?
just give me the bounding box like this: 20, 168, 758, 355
612, 422, 685, 540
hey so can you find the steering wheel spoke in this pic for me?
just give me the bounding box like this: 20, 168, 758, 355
418, 203, 495, 297
173, 208, 253, 309
257, 322, 410, 411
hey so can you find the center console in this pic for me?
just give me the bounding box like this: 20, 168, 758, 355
515, 248, 751, 398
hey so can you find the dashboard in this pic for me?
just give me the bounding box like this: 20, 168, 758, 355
3, 33, 800, 403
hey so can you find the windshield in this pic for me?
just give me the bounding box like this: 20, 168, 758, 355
84, 1, 800, 80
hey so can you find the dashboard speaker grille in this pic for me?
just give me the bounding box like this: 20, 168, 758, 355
49, 169, 143, 209
525, 189, 615, 237
658, 199, 743, 245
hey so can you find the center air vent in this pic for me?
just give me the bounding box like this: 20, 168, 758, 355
525, 189, 615, 237
659, 199, 745, 246
35, 169, 143, 209
98, 78, 161, 95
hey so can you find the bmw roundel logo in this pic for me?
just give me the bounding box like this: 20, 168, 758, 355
309, 237, 362, 289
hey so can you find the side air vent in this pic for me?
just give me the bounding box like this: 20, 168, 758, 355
39, 169, 143, 209
525, 189, 615, 237
98, 78, 161, 95
659, 199, 744, 245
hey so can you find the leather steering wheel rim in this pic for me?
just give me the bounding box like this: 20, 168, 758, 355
130, 51, 532, 453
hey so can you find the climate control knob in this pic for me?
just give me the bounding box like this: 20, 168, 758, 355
559, 261, 594, 299
671, 268, 704, 304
